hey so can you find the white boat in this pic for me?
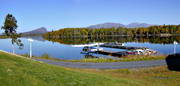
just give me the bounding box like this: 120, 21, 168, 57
132, 48, 157, 55
82, 46, 103, 52
133, 49, 144, 55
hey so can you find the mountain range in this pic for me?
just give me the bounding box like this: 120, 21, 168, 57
87, 22, 153, 29
21, 27, 48, 35
18, 22, 153, 35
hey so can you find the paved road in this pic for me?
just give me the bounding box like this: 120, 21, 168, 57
34, 58, 168, 69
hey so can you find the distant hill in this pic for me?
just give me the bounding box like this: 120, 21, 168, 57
126, 22, 152, 28
87, 22, 152, 29
21, 27, 48, 35
88, 23, 125, 29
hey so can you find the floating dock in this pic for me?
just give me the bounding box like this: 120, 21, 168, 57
100, 43, 146, 50
81, 42, 157, 57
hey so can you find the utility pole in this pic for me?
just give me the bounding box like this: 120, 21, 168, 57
28, 39, 34, 59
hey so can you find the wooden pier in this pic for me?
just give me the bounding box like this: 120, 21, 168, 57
100, 43, 145, 50
82, 42, 157, 57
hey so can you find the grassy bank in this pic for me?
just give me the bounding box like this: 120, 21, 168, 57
68, 66, 180, 86
23, 54, 167, 63
79, 55, 166, 63
0, 51, 142, 86
0, 51, 180, 86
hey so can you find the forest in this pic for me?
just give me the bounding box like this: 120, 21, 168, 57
43, 25, 180, 38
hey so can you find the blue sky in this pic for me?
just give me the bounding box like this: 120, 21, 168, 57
0, 0, 180, 33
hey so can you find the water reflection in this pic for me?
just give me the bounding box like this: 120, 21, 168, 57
44, 36, 180, 45
84, 53, 98, 59
0, 36, 179, 60
22, 35, 45, 42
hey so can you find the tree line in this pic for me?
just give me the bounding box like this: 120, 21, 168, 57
43, 25, 180, 38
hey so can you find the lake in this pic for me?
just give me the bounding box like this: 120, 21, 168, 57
0, 36, 179, 60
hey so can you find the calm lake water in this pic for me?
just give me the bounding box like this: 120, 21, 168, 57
0, 36, 179, 60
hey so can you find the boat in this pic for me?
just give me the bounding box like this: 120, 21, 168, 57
126, 51, 136, 55
82, 46, 103, 53
132, 48, 157, 55
133, 49, 144, 55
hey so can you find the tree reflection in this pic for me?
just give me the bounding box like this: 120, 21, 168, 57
44, 36, 180, 45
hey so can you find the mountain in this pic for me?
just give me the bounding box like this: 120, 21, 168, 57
22, 27, 48, 35
126, 22, 152, 28
87, 22, 152, 29
88, 23, 125, 29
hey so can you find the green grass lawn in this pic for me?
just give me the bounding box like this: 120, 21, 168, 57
0, 51, 180, 86
0, 51, 142, 86
71, 66, 180, 86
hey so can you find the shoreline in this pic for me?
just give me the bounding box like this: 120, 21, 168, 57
0, 49, 166, 63
0, 49, 168, 69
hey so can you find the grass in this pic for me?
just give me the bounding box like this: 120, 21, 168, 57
22, 54, 167, 63
79, 55, 166, 63
0, 51, 142, 86
68, 66, 180, 86
0, 51, 180, 86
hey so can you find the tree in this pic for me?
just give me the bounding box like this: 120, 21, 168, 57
1, 14, 23, 54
